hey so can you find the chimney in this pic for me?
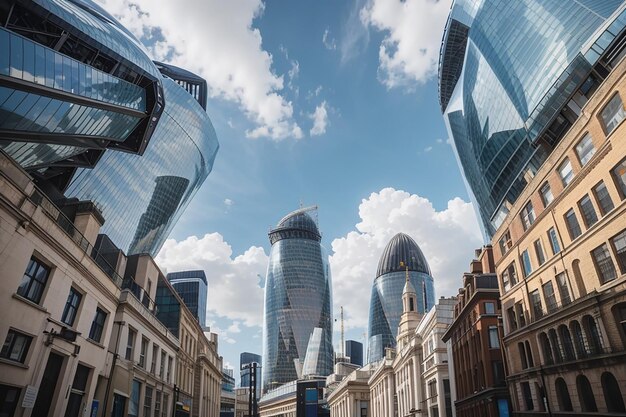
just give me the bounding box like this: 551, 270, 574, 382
71, 201, 105, 248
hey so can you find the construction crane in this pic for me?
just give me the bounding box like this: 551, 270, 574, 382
341, 306, 345, 358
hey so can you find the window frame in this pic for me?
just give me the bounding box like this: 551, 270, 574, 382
565, 208, 582, 240
540, 182, 554, 208
125, 328, 136, 361
559, 158, 574, 188
534, 239, 546, 266
16, 256, 51, 305
0, 329, 33, 363
61, 286, 83, 327
488, 326, 500, 348
600, 92, 626, 134
610, 229, 626, 274
547, 227, 561, 255
578, 194, 598, 228
521, 250, 533, 278
592, 243, 617, 284
575, 133, 596, 166
612, 157, 626, 200
592, 181, 614, 216
88, 307, 107, 343
520, 201, 536, 231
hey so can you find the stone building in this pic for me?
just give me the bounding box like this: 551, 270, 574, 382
491, 42, 626, 415
326, 365, 373, 417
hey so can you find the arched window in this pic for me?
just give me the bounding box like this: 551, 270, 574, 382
572, 259, 586, 296
518, 342, 528, 369
602, 372, 626, 412
582, 315, 603, 354
558, 325, 576, 361
539, 332, 553, 365
525, 341, 534, 367
548, 329, 562, 363
612, 303, 626, 347
577, 375, 598, 412
570, 321, 587, 358
555, 378, 573, 412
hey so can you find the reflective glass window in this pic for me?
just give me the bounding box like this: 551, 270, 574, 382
540, 182, 553, 207
565, 209, 582, 240
601, 94, 626, 133
611, 229, 626, 273
16, 257, 50, 304
548, 227, 561, 255
521, 249, 532, 277
556, 273, 571, 305
612, 158, 626, 199
9, 35, 23, 79
88, 307, 107, 343
534, 239, 546, 266
0, 329, 32, 363
520, 201, 535, 231
576, 133, 596, 166
488, 326, 500, 348
578, 194, 598, 228
592, 243, 617, 284
543, 281, 557, 313
559, 159, 574, 187
0, 29, 9, 75
530, 290, 543, 320
593, 181, 614, 215
61, 287, 82, 326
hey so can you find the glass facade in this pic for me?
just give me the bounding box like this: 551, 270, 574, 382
302, 327, 334, 377
262, 208, 333, 393
367, 233, 435, 363
65, 75, 219, 256
240, 352, 262, 395
345, 340, 363, 367
166, 270, 208, 328
439, 0, 625, 238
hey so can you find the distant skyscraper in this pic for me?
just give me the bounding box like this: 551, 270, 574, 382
367, 233, 435, 363
345, 340, 363, 367
166, 270, 207, 328
262, 207, 333, 393
240, 352, 262, 396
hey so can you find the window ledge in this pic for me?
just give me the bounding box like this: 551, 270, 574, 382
85, 338, 105, 350
0, 357, 29, 369
12, 293, 48, 314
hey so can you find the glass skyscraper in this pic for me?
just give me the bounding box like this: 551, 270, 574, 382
240, 352, 262, 396
439, 0, 625, 239
367, 233, 435, 363
262, 207, 333, 393
166, 270, 208, 328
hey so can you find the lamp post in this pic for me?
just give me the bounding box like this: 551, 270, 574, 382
241, 362, 261, 417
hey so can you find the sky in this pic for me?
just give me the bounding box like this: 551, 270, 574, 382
97, 0, 484, 383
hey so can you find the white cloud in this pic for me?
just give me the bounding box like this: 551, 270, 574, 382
361, 0, 453, 88
329, 188, 482, 330
424, 146, 433, 152
224, 198, 234, 207
323, 28, 337, 50
309, 101, 329, 136
340, 0, 370, 64
98, 0, 302, 140
156, 233, 268, 327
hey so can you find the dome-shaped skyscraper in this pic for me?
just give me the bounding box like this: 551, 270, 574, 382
367, 233, 435, 363
262, 207, 333, 393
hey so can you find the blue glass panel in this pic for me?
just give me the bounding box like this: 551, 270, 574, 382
22, 39, 34, 83
9, 35, 23, 79
0, 29, 9, 75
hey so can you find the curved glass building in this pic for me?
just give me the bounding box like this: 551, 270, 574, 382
0, 0, 164, 188
367, 233, 435, 363
262, 207, 333, 393
65, 71, 219, 256
439, 0, 626, 238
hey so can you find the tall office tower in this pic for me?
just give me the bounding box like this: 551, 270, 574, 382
166, 270, 208, 328
367, 233, 435, 363
262, 207, 333, 393
438, 0, 624, 239
240, 352, 262, 394
345, 340, 363, 367
65, 67, 219, 256
0, 0, 164, 190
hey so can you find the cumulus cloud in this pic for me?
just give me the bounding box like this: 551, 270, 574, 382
156, 233, 268, 327
98, 0, 302, 140
310, 101, 329, 136
361, 0, 453, 88
329, 188, 482, 330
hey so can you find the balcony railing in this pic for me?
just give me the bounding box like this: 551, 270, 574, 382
122, 277, 157, 314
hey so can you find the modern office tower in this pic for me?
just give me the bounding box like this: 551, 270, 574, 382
154, 61, 208, 109
438, 0, 625, 239
65, 69, 219, 256
367, 232, 435, 363
240, 352, 262, 395
166, 270, 208, 328
262, 206, 333, 393
0, 0, 164, 190
345, 340, 363, 367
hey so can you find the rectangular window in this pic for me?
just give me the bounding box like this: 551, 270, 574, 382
576, 133, 596, 166
540, 182, 553, 207
485, 302, 495, 314
17, 257, 50, 304
499, 230, 512, 256
530, 290, 543, 320
521, 382, 534, 411
592, 243, 617, 284
61, 287, 82, 326
126, 329, 136, 361
601, 93, 626, 133
507, 307, 517, 331
565, 209, 582, 240
520, 201, 535, 231
492, 361, 505, 386
548, 227, 561, 254
139, 337, 148, 368
516, 302, 526, 327
501, 268, 511, 292
556, 273, 571, 305
160, 351, 166, 378
593, 181, 614, 215
162, 394, 169, 417
151, 344, 159, 374
155, 391, 162, 417
559, 159, 574, 187
611, 229, 626, 273
143, 386, 153, 417
508, 263, 518, 286
534, 239, 546, 266
0, 384, 21, 416
578, 194, 598, 228
542, 281, 557, 313
488, 326, 500, 348
88, 307, 107, 343
129, 379, 141, 417
0, 329, 32, 363
613, 158, 626, 198
521, 250, 532, 277
167, 356, 173, 383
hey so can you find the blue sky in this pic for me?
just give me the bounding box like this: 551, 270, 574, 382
101, 0, 483, 383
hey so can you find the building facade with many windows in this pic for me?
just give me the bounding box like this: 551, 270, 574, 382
166, 270, 208, 329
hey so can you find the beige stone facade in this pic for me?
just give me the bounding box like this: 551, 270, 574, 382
491, 52, 626, 414
327, 364, 373, 417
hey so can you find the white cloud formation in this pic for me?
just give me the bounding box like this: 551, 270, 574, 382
329, 188, 482, 330
361, 0, 453, 88
98, 0, 302, 140
156, 233, 268, 327
340, 0, 370, 64
224, 198, 234, 207
309, 101, 329, 136
323, 28, 337, 50
424, 146, 433, 152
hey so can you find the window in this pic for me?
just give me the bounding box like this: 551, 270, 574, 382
534, 239, 546, 266
125, 328, 136, 361
499, 230, 512, 255
485, 302, 495, 314
518, 342, 528, 369
530, 290, 543, 319
611, 229, 626, 273
613, 158, 626, 198
547, 227, 561, 255
88, 307, 107, 343
0, 329, 32, 363
578, 195, 598, 228
601, 372, 626, 412
162, 394, 169, 417
539, 332, 553, 364
520, 201, 535, 231
543, 281, 557, 313
155, 391, 162, 417
521, 381, 534, 411
129, 379, 141, 417
139, 337, 148, 368
559, 159, 574, 187
593, 181, 614, 215
167, 356, 173, 383
600, 93, 626, 133
576, 133, 596, 166
549, 329, 562, 363
516, 302, 526, 327
540, 182, 553, 207
592, 243, 617, 284
521, 250, 532, 277
565, 209, 582, 240
556, 273, 571, 305
17, 257, 50, 304
488, 326, 500, 348
143, 386, 153, 417
507, 307, 517, 331
577, 375, 598, 412
160, 351, 166, 378
555, 378, 573, 412
151, 344, 159, 374
559, 325, 576, 361
0, 384, 21, 417
61, 287, 82, 326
